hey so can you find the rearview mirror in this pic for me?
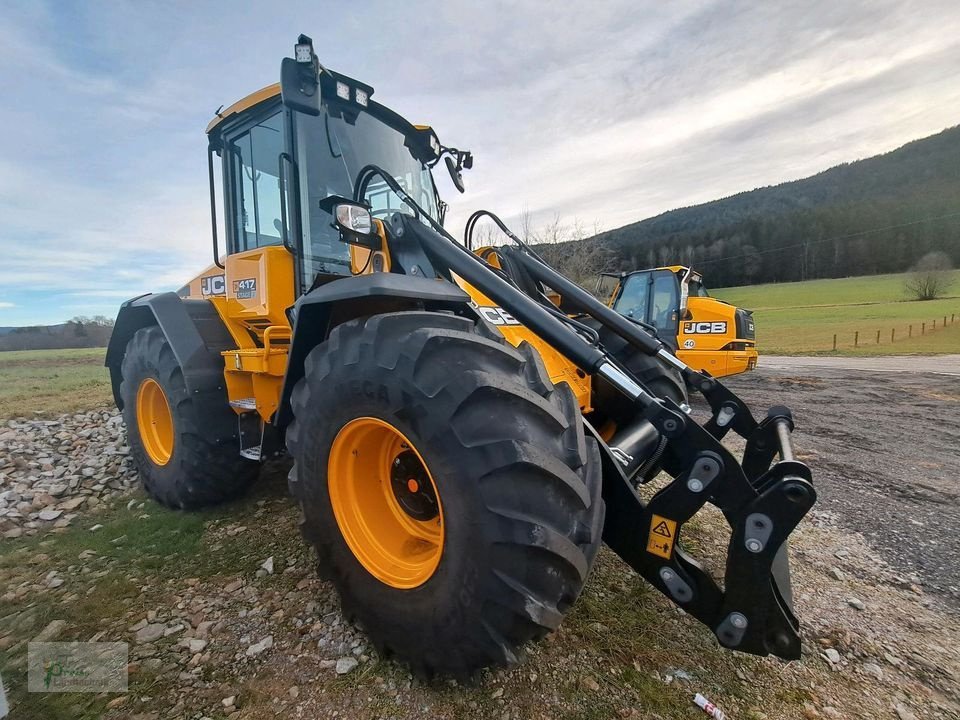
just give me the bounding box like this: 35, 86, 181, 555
445, 156, 465, 193
280, 35, 321, 116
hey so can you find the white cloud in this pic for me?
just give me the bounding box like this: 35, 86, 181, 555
1, 0, 959, 325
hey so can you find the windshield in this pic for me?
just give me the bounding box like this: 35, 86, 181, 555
615, 272, 651, 319
296, 106, 440, 280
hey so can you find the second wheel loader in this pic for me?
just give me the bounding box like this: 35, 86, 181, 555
106, 35, 816, 676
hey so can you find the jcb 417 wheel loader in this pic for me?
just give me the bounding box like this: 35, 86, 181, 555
106, 35, 815, 676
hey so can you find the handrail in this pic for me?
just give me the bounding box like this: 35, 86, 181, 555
207, 146, 225, 269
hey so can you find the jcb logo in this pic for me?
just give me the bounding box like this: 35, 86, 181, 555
683, 321, 727, 334
200, 274, 225, 296
476, 306, 522, 326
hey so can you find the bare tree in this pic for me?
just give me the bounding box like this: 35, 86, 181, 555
904, 251, 954, 300
519, 208, 535, 244
532, 215, 614, 288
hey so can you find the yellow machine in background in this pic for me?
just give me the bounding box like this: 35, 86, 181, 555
600, 265, 757, 378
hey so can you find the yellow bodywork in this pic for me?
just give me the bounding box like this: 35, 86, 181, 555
180, 237, 591, 422
180, 245, 294, 421
679, 295, 757, 377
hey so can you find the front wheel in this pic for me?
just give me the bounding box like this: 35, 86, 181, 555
286, 311, 605, 676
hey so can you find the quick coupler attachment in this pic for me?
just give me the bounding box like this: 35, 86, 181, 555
594, 390, 817, 661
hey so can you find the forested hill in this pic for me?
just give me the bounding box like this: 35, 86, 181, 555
587, 125, 960, 287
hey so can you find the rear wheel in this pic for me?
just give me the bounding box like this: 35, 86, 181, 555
120, 326, 259, 508
286, 311, 605, 676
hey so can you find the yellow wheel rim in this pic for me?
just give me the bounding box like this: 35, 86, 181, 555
136, 378, 174, 466
328, 417, 444, 589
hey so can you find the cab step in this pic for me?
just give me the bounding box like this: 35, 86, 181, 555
230, 398, 258, 410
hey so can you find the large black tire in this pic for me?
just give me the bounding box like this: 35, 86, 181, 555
120, 326, 259, 509
286, 311, 605, 676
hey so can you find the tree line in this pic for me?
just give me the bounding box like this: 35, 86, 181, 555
0, 316, 114, 351
530, 125, 960, 289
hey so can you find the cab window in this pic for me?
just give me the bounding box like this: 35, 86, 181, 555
615, 272, 651, 320
229, 112, 285, 252
688, 278, 710, 297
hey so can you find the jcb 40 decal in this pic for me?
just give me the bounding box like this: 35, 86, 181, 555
475, 305, 522, 326
683, 321, 727, 334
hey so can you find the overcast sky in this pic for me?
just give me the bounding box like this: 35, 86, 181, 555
1, 1, 959, 325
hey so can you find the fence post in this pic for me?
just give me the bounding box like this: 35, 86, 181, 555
855, 330, 859, 347
891, 328, 895, 343
922, 322, 926, 335
934, 319, 937, 330
876, 329, 880, 344
909, 324, 913, 338
832, 334, 837, 351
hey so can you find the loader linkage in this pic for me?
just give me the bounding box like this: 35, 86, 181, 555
599, 373, 816, 659
354, 175, 817, 662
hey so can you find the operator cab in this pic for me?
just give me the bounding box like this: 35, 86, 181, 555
604, 266, 704, 350
204, 36, 471, 296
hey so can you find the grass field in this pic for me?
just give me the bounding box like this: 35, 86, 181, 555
2, 271, 959, 419
0, 347, 111, 418
713, 270, 960, 355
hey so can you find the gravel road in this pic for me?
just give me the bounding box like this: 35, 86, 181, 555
760, 354, 960, 376
724, 365, 960, 604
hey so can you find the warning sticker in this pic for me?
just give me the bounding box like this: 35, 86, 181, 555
646, 514, 678, 559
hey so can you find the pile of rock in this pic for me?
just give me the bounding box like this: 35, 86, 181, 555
0, 408, 137, 539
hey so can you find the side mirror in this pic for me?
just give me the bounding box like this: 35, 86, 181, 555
280, 35, 321, 116
328, 200, 380, 249
445, 155, 465, 193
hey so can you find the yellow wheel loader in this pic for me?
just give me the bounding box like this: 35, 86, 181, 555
600, 266, 758, 378
106, 35, 815, 676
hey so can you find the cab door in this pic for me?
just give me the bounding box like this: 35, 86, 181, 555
649, 269, 680, 350
612, 270, 680, 350
220, 106, 296, 335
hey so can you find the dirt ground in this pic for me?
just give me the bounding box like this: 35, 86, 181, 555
724, 366, 960, 605
2, 365, 959, 719
758, 355, 960, 376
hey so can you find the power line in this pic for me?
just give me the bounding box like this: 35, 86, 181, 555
689, 210, 960, 266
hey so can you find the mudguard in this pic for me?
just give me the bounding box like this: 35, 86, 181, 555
105, 292, 235, 411
274, 273, 472, 428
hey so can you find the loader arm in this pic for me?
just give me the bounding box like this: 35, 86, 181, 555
353, 171, 816, 659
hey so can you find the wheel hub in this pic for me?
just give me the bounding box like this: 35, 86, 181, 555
327, 417, 445, 589
391, 450, 439, 521
136, 377, 174, 466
